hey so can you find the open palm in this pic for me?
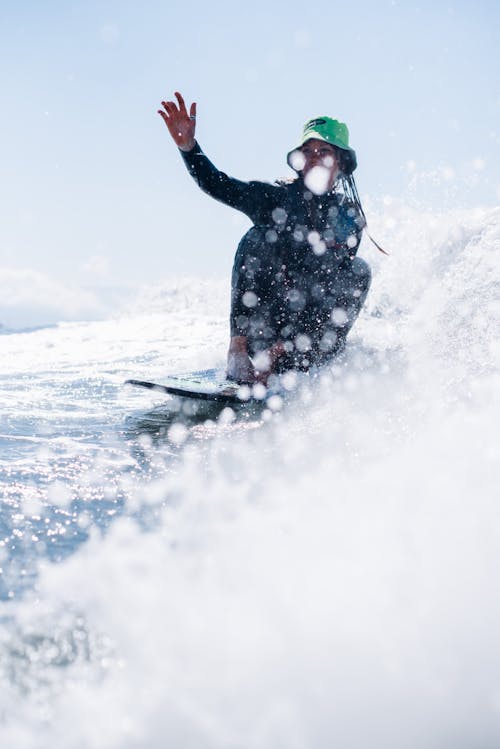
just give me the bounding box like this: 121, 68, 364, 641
158, 91, 197, 151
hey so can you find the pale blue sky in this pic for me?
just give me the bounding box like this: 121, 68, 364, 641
0, 0, 498, 286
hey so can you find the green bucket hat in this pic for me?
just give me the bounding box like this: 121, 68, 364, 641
287, 116, 357, 174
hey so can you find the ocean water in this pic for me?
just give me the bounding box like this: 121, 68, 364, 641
0, 203, 499, 748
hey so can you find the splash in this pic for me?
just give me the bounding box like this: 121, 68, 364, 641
0, 204, 499, 748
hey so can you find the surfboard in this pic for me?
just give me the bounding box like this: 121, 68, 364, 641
125, 368, 275, 406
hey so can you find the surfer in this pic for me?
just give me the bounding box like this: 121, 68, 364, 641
158, 92, 371, 384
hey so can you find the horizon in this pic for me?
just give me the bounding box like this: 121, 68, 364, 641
0, 0, 498, 289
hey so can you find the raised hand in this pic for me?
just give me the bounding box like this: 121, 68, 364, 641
158, 91, 197, 151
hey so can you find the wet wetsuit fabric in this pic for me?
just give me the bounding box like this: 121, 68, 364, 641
180, 142, 371, 367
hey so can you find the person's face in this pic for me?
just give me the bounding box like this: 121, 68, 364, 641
292, 138, 340, 194
302, 138, 339, 175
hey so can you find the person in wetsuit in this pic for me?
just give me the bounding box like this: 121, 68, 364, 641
158, 92, 371, 384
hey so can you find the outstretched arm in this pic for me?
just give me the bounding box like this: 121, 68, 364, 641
158, 91, 197, 152
158, 91, 277, 221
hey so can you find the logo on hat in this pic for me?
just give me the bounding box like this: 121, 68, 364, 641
305, 118, 327, 130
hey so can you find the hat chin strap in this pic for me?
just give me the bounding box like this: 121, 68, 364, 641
342, 174, 389, 255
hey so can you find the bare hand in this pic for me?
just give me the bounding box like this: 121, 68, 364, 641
226, 337, 285, 385
158, 91, 196, 151
227, 350, 257, 384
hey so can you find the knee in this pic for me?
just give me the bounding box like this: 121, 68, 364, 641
350, 256, 371, 292
235, 226, 269, 257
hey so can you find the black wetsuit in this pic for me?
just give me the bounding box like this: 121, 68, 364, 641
180, 142, 371, 368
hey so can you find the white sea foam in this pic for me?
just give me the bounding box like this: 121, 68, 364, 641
0, 204, 499, 747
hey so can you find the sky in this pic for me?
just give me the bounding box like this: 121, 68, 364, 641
0, 0, 498, 288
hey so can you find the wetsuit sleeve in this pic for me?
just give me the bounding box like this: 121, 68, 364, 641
179, 142, 277, 222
